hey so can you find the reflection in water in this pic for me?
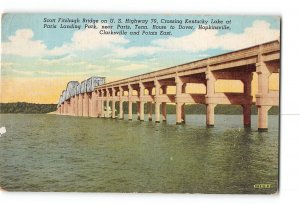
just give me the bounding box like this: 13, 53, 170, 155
0, 114, 278, 193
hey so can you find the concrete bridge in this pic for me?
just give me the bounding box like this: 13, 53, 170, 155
56, 40, 280, 131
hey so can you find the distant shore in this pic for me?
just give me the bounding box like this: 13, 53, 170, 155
1, 102, 279, 115
0, 102, 57, 114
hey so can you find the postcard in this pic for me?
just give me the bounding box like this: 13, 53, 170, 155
0, 13, 280, 193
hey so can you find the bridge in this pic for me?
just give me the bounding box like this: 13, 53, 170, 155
56, 40, 280, 131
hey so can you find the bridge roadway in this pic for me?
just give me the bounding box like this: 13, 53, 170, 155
57, 40, 280, 131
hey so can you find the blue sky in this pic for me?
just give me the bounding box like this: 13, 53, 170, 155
2, 14, 280, 80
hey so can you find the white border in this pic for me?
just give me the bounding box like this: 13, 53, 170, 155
1, 0, 300, 203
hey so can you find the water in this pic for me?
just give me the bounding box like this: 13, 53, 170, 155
0, 114, 278, 193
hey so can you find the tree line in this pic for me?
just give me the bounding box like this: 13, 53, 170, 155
0, 102, 279, 115
0, 102, 57, 113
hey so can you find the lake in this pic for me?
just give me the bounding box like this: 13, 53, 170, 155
0, 114, 279, 193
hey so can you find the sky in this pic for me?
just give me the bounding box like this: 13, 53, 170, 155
1, 14, 280, 104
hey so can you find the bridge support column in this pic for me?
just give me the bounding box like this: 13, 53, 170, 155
128, 102, 133, 120
90, 91, 98, 117
205, 69, 216, 127
257, 105, 271, 131
63, 102, 67, 115
147, 88, 153, 121
162, 103, 166, 121
137, 102, 140, 120
119, 101, 124, 119
65, 101, 69, 115
140, 102, 145, 121
139, 83, 145, 121
242, 73, 253, 127
256, 60, 275, 131
78, 94, 83, 116
74, 97, 77, 116
69, 101, 72, 115
101, 97, 105, 118
147, 102, 152, 121
97, 98, 101, 117
176, 103, 183, 124
69, 100, 72, 115
112, 88, 116, 119
112, 100, 116, 119
105, 88, 110, 118
175, 76, 185, 124
128, 85, 133, 120
206, 104, 216, 127
74, 95, 79, 116
64, 103, 67, 115
154, 80, 161, 123
60, 103, 65, 115
243, 104, 252, 127
182, 84, 186, 123
69, 97, 73, 116
162, 85, 167, 122
83, 93, 89, 117
119, 87, 124, 120
106, 100, 110, 118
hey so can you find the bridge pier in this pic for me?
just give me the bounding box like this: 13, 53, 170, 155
105, 88, 110, 118
61, 103, 64, 115
148, 102, 152, 121
155, 80, 161, 123
111, 88, 116, 119
175, 76, 185, 124
78, 94, 83, 116
242, 73, 253, 127
119, 87, 124, 120
128, 102, 133, 120
137, 102, 140, 120
98, 90, 102, 117
112, 100, 116, 118
206, 104, 216, 127
119, 101, 124, 119
69, 98, 73, 116
255, 58, 279, 132
205, 69, 217, 127
139, 83, 145, 121
65, 101, 69, 115
242, 104, 252, 128
257, 105, 271, 131
162, 85, 167, 122
90, 91, 98, 117
100, 90, 105, 118
147, 88, 153, 121
72, 96, 76, 116
83, 93, 89, 117
74, 95, 79, 116
128, 85, 133, 120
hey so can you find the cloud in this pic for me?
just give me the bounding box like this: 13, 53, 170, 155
108, 46, 163, 58
2, 23, 129, 57
115, 63, 148, 71
50, 23, 129, 55
8, 68, 106, 77
152, 20, 279, 52
2, 29, 48, 57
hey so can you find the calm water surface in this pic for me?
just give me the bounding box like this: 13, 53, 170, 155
0, 114, 278, 193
